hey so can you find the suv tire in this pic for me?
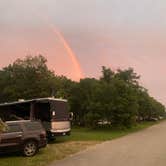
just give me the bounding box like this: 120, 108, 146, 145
23, 140, 38, 157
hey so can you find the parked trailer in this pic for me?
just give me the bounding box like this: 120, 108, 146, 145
0, 98, 71, 138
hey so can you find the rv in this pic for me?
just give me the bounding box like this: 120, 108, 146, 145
0, 98, 71, 139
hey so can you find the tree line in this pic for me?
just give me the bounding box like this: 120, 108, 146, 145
0, 55, 165, 129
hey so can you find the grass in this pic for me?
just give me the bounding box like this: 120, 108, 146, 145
55, 121, 158, 143
0, 121, 161, 166
0, 141, 98, 166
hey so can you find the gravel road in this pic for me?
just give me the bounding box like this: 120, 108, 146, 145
50, 121, 166, 166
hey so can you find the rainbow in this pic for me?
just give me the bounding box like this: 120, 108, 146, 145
48, 24, 84, 81
30, 10, 84, 81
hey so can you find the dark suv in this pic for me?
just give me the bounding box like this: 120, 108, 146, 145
0, 120, 47, 157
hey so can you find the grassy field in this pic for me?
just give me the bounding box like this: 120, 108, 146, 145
0, 121, 160, 166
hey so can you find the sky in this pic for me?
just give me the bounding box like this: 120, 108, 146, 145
0, 0, 166, 104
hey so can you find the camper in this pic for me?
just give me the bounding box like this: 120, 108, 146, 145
0, 98, 71, 139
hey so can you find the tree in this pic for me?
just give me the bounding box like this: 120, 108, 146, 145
0, 55, 55, 102
70, 67, 140, 128
0, 56, 164, 129
69, 78, 100, 126
99, 67, 139, 127
70, 66, 165, 128
52, 75, 75, 99
137, 89, 165, 121
100, 66, 114, 83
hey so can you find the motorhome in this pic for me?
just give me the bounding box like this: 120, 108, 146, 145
0, 98, 71, 138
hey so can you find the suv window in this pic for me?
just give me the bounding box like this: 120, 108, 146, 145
24, 122, 42, 131
6, 124, 22, 133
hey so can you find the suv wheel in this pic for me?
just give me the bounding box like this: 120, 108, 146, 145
23, 140, 38, 157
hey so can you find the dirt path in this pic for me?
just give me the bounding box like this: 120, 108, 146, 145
50, 121, 166, 166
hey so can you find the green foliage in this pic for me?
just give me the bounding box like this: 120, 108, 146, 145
100, 66, 114, 83
0, 56, 165, 129
85, 111, 101, 129
115, 68, 140, 84
69, 78, 100, 126
69, 66, 165, 128
0, 55, 73, 102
